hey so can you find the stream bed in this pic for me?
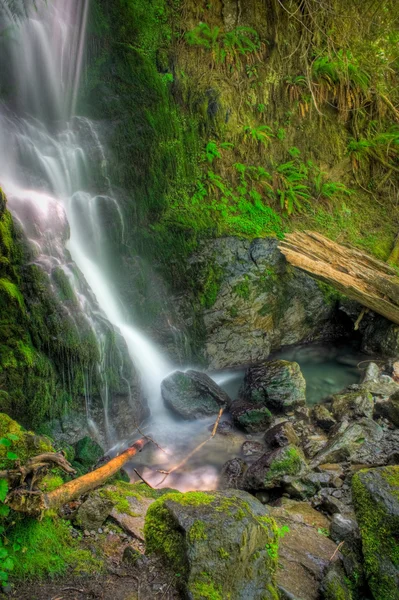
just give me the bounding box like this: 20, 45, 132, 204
125, 341, 370, 491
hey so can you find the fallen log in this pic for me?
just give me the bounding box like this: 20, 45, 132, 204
6, 437, 148, 516
278, 231, 399, 325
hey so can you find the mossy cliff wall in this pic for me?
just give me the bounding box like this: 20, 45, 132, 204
82, 0, 399, 357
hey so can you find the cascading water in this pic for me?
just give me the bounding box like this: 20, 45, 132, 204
0, 0, 172, 441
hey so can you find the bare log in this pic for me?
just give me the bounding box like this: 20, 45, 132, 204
278, 231, 399, 325
6, 438, 148, 516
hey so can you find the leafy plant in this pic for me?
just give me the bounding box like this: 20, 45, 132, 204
0, 432, 20, 588
274, 159, 311, 215
243, 125, 274, 148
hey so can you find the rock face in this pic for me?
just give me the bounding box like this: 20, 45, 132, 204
375, 390, 399, 427
352, 466, 399, 600
331, 390, 374, 421
75, 491, 114, 531
161, 370, 230, 419
242, 360, 306, 413
189, 238, 341, 369
144, 490, 279, 600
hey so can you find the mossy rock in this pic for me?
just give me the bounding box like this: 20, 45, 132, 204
74, 436, 104, 468
144, 489, 279, 600
352, 466, 399, 600
244, 444, 307, 490
0, 412, 53, 469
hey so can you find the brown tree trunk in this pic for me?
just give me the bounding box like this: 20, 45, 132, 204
7, 438, 148, 516
278, 231, 399, 325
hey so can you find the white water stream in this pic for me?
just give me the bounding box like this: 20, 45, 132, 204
0, 0, 172, 437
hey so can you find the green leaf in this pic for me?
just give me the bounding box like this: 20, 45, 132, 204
6, 452, 18, 461
0, 506, 10, 518
2, 557, 13, 571
6, 434, 19, 442
0, 549, 8, 560
0, 571, 8, 582
0, 480, 8, 503
12, 543, 21, 553
0, 439, 11, 448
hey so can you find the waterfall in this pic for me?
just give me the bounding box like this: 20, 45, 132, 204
0, 0, 172, 437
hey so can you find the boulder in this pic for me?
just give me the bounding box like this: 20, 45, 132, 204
161, 370, 230, 420
361, 315, 399, 358
268, 502, 339, 600
230, 399, 273, 433
189, 237, 340, 370
331, 390, 374, 421
264, 420, 300, 448
219, 458, 247, 489
375, 390, 399, 427
311, 418, 384, 467
242, 360, 306, 413
352, 466, 399, 600
241, 440, 266, 459
312, 404, 336, 432
75, 491, 114, 531
320, 564, 354, 600
244, 445, 307, 490
144, 490, 279, 600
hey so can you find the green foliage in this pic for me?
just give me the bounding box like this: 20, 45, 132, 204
185, 23, 261, 69
0, 432, 19, 586
243, 125, 274, 147
275, 160, 311, 215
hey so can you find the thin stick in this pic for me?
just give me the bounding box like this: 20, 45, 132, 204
133, 468, 155, 489
156, 409, 224, 486
329, 541, 344, 562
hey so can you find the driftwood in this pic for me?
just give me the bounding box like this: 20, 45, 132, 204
278, 231, 399, 325
6, 438, 148, 516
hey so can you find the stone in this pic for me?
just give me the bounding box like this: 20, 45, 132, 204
74, 436, 104, 468
219, 458, 247, 489
374, 390, 399, 427
190, 238, 339, 370
144, 490, 279, 600
393, 362, 399, 383
268, 503, 339, 600
230, 399, 273, 433
122, 546, 142, 565
361, 316, 399, 358
320, 564, 353, 600
312, 404, 336, 431
110, 494, 155, 541
242, 360, 306, 413
352, 466, 399, 600
264, 421, 300, 448
75, 491, 114, 531
331, 390, 374, 421
330, 513, 359, 544
161, 370, 230, 420
241, 440, 265, 458
244, 445, 307, 490
311, 418, 384, 467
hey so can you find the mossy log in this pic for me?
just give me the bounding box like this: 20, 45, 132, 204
6, 438, 148, 516
278, 231, 399, 325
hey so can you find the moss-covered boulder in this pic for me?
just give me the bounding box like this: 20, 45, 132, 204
242, 360, 306, 414
244, 444, 307, 490
0, 412, 53, 469
144, 489, 279, 600
331, 390, 374, 421
375, 390, 399, 427
161, 370, 230, 420
352, 466, 399, 600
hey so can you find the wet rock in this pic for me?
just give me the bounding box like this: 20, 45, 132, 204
242, 360, 306, 413
374, 390, 399, 426
303, 432, 329, 458
161, 370, 230, 419
312, 404, 336, 431
311, 418, 384, 466
244, 445, 307, 490
219, 458, 247, 489
109, 494, 155, 542
361, 361, 381, 384
241, 440, 265, 458
190, 237, 339, 370
331, 390, 374, 421
145, 489, 279, 600
268, 502, 339, 600
230, 399, 273, 433
330, 513, 359, 544
74, 436, 104, 469
264, 420, 300, 448
75, 491, 114, 531
208, 420, 233, 435
352, 465, 399, 600
361, 315, 399, 358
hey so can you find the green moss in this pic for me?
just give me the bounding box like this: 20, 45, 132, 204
200, 264, 223, 309
352, 468, 399, 600
265, 446, 303, 482
190, 575, 223, 600
316, 280, 344, 306
7, 517, 103, 579
0, 278, 24, 311
218, 547, 230, 559
99, 484, 134, 515
39, 474, 64, 492
0, 413, 53, 470
189, 520, 208, 542
233, 277, 251, 301
323, 577, 353, 600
